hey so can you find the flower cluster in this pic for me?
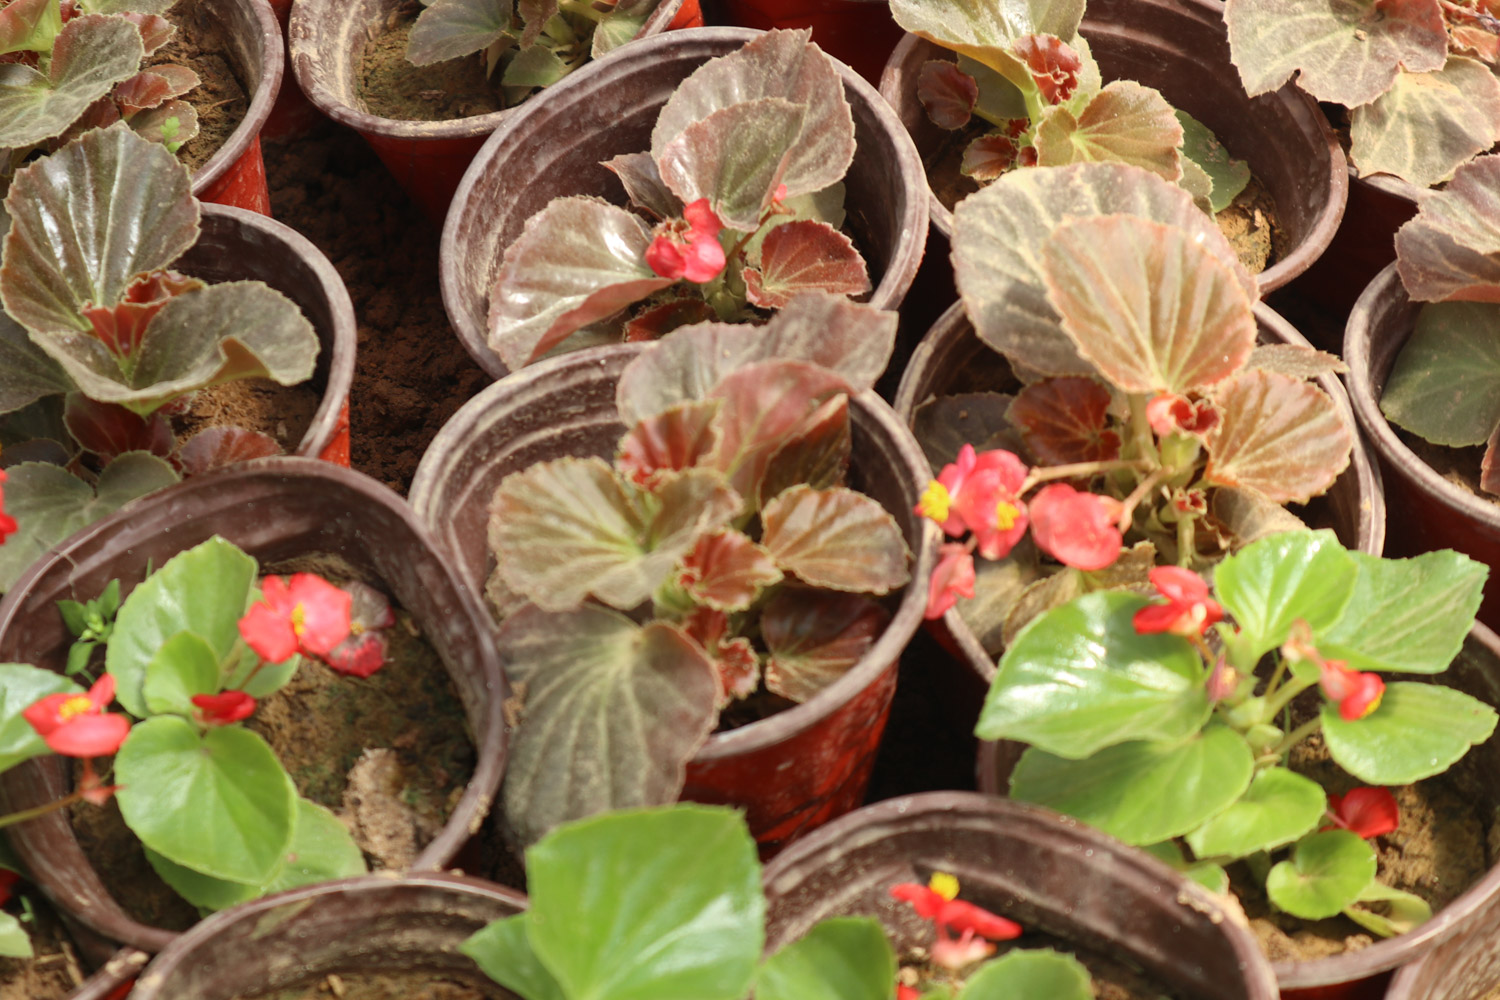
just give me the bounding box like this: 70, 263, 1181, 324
889, 872, 1022, 971
1282, 621, 1385, 721
645, 198, 726, 284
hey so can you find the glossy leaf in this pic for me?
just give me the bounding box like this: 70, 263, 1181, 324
1322, 682, 1498, 785
760, 484, 910, 594
175, 425, 282, 476
0, 452, 178, 593
1223, 0, 1447, 105
0, 311, 70, 414
1041, 214, 1256, 394
497, 606, 720, 846
63, 392, 172, 460
886, 0, 1084, 90
977, 591, 1210, 757
1, 121, 198, 337
490, 459, 739, 612
406, 0, 510, 65
1204, 369, 1352, 503
603, 150, 683, 222
1265, 830, 1375, 920
1008, 726, 1254, 845
651, 28, 855, 203
960, 949, 1092, 1000
680, 530, 781, 611
913, 392, 1019, 471
1381, 301, 1500, 445
0, 663, 80, 772
1177, 110, 1251, 213
658, 96, 806, 233
1344, 881, 1433, 938
744, 219, 870, 309
1033, 81, 1182, 181
1350, 57, 1500, 189
1395, 154, 1500, 303
0, 14, 142, 148
757, 392, 851, 507
953, 161, 1253, 377
1184, 768, 1326, 859
141, 630, 220, 717
487, 196, 675, 370
616, 399, 721, 485
1007, 377, 1120, 465
115, 715, 295, 884
917, 58, 978, 129
757, 918, 895, 1000
106, 536, 257, 718
1212, 529, 1357, 661
762, 589, 888, 702
462, 916, 568, 1000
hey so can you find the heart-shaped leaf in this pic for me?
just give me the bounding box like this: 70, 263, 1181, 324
744, 220, 870, 309
462, 916, 567, 1000
978, 591, 1210, 757
1223, 0, 1447, 106
63, 392, 172, 460
0, 663, 81, 772
680, 530, 781, 611
960, 949, 1092, 1000
760, 484, 910, 594
658, 97, 806, 233
129, 98, 197, 149
113, 65, 197, 113
1184, 767, 1326, 859
115, 715, 295, 884
592, 0, 657, 57
1381, 301, 1500, 446
887, 0, 1084, 90
175, 425, 282, 476
1177, 110, 1251, 213
1204, 369, 1352, 504
1395, 154, 1500, 304
1033, 81, 1183, 181
762, 589, 888, 703
1009, 725, 1254, 845
1007, 377, 1119, 465
1350, 57, 1500, 189
406, 0, 510, 65
602, 151, 684, 222
917, 59, 978, 130
913, 392, 1020, 472
487, 196, 675, 371
1322, 681, 1498, 785
0, 14, 143, 148
0, 311, 71, 415
1041, 214, 1256, 394
497, 605, 720, 847
1265, 830, 1376, 920
502, 44, 569, 90
141, 629, 220, 717
1212, 529, 1357, 662
757, 918, 895, 1000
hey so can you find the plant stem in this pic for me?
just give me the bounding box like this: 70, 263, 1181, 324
1115, 467, 1169, 533
1019, 458, 1152, 494
1176, 512, 1196, 567
1270, 716, 1323, 758
1262, 654, 1289, 701
0, 791, 85, 830
1263, 674, 1317, 721
1127, 393, 1158, 463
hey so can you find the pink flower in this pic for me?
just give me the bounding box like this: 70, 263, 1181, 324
1133, 566, 1223, 636
1325, 787, 1399, 839
1146, 393, 1218, 438
916, 445, 1030, 559
191, 690, 256, 726
925, 543, 976, 620
321, 581, 395, 678
22, 674, 131, 758
1028, 484, 1122, 571
239, 573, 352, 664
931, 928, 997, 970
891, 874, 1022, 972
0, 468, 15, 545
645, 198, 726, 284
1318, 660, 1385, 721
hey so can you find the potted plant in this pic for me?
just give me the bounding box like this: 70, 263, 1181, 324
410, 295, 933, 852
0, 458, 507, 953
877, 0, 1346, 293
1344, 152, 1500, 628
288, 0, 700, 220
975, 531, 1500, 999
0, 123, 356, 593
440, 25, 928, 378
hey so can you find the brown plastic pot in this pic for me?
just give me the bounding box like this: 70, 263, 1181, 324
878, 0, 1347, 295
260, 0, 324, 138
187, 204, 356, 464
66, 948, 148, 1000
440, 25, 930, 379
703, 0, 903, 86
0, 459, 509, 954
185, 0, 284, 215
975, 622, 1500, 1000
893, 299, 1387, 687
288, 0, 696, 222
408, 343, 938, 854
125, 874, 524, 1000
1344, 263, 1500, 630
761, 791, 1280, 999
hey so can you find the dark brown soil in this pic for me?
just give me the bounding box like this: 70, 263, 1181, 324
0, 891, 86, 1000
357, 6, 505, 121
173, 378, 320, 454
155, 0, 250, 173
240, 970, 506, 1000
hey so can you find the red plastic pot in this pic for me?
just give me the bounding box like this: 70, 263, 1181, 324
441, 25, 929, 379
408, 343, 938, 855
878, 0, 1348, 295
259, 0, 323, 138
288, 0, 697, 222
0, 460, 509, 954
761, 792, 1280, 1000
705, 0, 903, 86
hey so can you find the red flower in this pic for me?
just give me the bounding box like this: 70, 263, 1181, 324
1146, 393, 1218, 438
238, 573, 353, 664
1028, 483, 1122, 571
889, 874, 1022, 940
917, 445, 1030, 559
1318, 660, 1385, 721
925, 543, 976, 620
0, 870, 19, 907
1133, 566, 1223, 636
22, 674, 131, 758
645, 198, 726, 284
191, 690, 256, 726
897, 987, 921, 1000
1325, 787, 1399, 840
0, 468, 16, 545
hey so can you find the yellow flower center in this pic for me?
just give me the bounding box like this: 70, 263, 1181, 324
928, 872, 960, 901
57, 695, 94, 721
995, 500, 1020, 531
917, 481, 952, 524
1358, 689, 1383, 719
290, 603, 306, 637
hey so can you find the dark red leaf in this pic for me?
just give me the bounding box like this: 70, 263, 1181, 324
63, 392, 173, 460
113, 70, 172, 113
682, 606, 761, 703
743, 220, 870, 310
175, 425, 282, 476
122, 12, 172, 54
758, 392, 851, 507
622, 297, 716, 342
616, 399, 721, 484
762, 588, 889, 703
1006, 377, 1121, 465
1012, 33, 1083, 104
917, 59, 978, 130
962, 134, 1020, 181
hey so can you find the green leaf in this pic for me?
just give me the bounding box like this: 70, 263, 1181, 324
657, 96, 807, 233
114, 715, 296, 885
958, 948, 1092, 1000
1381, 301, 1500, 447
406, 0, 509, 64
592, 1, 651, 57
1265, 829, 1376, 920
1322, 682, 1498, 785
757, 917, 895, 1000
0, 0, 63, 58
1211, 529, 1357, 662
1343, 880, 1432, 938
0, 15, 143, 148
1204, 369, 1353, 504
1184, 767, 1326, 859
1176, 110, 1250, 214
0, 662, 81, 773
1140, 840, 1229, 894
502, 43, 569, 89
759, 485, 910, 595
524, 805, 764, 1000
762, 589, 888, 703
1319, 549, 1487, 674
461, 915, 568, 1000
976, 591, 1209, 758
1033, 81, 1183, 182
0, 910, 30, 959
1350, 56, 1500, 189
107, 536, 257, 718
1394, 156, 1500, 304
141, 630, 221, 717
1008, 726, 1254, 845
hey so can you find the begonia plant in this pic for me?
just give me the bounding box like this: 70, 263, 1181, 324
485, 29, 873, 371
486, 295, 910, 846
1379, 152, 1500, 492
887, 0, 1250, 212
0, 122, 321, 591
978, 529, 1493, 935
405, 0, 665, 106
914, 160, 1352, 652
0, 536, 398, 914
1224, 0, 1500, 187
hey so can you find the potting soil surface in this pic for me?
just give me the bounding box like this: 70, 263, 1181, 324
173, 377, 320, 455
901, 935, 1177, 999
357, 7, 505, 121
240, 970, 506, 1000
157, 0, 250, 174
0, 893, 86, 1000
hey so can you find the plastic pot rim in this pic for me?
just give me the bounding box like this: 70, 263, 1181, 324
190, 0, 282, 199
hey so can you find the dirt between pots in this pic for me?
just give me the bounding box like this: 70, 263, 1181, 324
900, 934, 1176, 999
0, 890, 87, 1000
358, 5, 505, 121
239, 970, 506, 1000
154, 0, 250, 173
172, 377, 320, 454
